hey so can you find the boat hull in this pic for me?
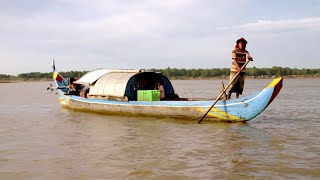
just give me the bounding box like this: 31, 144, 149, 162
55, 77, 283, 122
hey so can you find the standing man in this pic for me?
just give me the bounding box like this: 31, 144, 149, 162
227, 38, 253, 99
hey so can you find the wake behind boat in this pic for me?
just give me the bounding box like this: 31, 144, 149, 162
51, 61, 283, 122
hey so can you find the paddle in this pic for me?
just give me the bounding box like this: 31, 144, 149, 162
198, 59, 251, 124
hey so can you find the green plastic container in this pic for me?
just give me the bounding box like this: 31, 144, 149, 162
137, 90, 160, 101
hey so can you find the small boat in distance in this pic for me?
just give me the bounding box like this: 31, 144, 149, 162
51, 61, 283, 122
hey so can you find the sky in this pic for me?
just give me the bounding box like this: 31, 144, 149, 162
0, 0, 319, 74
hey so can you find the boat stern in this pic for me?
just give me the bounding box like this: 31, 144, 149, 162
52, 60, 70, 107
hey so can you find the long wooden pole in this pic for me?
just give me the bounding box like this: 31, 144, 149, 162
198, 59, 250, 124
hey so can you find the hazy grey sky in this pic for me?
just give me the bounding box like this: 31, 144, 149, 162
1, 0, 319, 74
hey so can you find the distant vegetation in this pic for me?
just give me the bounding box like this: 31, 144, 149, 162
16, 71, 88, 80
0, 71, 88, 81
152, 66, 320, 79
0, 74, 15, 79
0, 67, 319, 81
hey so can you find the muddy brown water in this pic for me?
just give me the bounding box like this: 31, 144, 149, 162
0, 79, 319, 179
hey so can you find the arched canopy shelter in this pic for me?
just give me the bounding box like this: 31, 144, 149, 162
88, 70, 175, 101
74, 69, 110, 85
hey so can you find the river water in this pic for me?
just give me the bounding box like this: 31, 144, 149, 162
0, 79, 319, 179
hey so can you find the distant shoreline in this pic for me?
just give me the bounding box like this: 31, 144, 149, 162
169, 75, 320, 80
1, 75, 319, 83
0, 79, 51, 83
2, 67, 319, 82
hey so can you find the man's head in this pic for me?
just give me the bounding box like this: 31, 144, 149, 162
236, 38, 247, 50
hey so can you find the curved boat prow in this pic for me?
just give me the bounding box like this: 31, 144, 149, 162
197, 77, 283, 122
52, 60, 68, 90
265, 77, 283, 109
232, 77, 283, 121
236, 77, 283, 121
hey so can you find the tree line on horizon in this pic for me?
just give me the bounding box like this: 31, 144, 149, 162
154, 66, 320, 78
0, 71, 88, 80
0, 67, 320, 80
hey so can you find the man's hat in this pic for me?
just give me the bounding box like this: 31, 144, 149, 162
236, 37, 247, 44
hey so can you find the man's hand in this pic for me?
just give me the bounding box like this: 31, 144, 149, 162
246, 53, 253, 61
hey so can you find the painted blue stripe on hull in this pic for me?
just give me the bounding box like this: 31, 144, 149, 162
67, 91, 261, 107
66, 86, 272, 109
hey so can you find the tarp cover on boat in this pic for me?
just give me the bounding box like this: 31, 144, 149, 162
74, 69, 110, 85
88, 70, 175, 101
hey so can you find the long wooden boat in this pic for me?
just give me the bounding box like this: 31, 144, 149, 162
51, 62, 283, 122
